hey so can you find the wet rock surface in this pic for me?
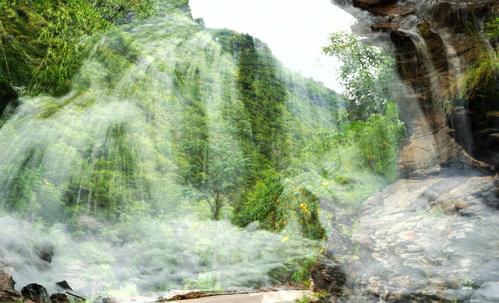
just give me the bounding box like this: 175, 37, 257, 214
329, 168, 499, 301
0, 270, 20, 302
21, 283, 49, 303
310, 258, 347, 296
471, 282, 499, 303
49, 293, 70, 303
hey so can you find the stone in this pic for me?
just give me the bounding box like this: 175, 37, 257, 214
0, 271, 20, 302
49, 293, 70, 303
0, 272, 15, 291
21, 283, 49, 303
454, 200, 468, 211
369, 4, 416, 16
333, 0, 499, 170
371, 21, 399, 31
487, 133, 499, 145
35, 244, 54, 264
55, 281, 72, 291
352, 0, 397, 9
471, 282, 499, 303
410, 165, 442, 179
310, 259, 346, 297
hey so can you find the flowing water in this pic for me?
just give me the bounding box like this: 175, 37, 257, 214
0, 9, 341, 297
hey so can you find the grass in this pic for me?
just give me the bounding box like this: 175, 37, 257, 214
460, 51, 498, 100
0, 0, 163, 96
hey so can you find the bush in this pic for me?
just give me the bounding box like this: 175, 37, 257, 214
346, 102, 404, 181
234, 169, 287, 231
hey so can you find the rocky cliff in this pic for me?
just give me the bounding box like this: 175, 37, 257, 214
314, 1, 499, 301
333, 0, 498, 173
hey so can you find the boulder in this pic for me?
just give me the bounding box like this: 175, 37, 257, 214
471, 282, 499, 303
35, 244, 54, 264
21, 284, 49, 303
55, 281, 72, 291
329, 171, 499, 301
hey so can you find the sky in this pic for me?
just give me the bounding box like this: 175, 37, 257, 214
189, 0, 356, 92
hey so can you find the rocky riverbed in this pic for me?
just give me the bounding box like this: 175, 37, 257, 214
320, 167, 499, 302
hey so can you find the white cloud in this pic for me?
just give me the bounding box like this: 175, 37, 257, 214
189, 0, 355, 91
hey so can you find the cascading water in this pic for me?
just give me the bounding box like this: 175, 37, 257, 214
0, 8, 342, 298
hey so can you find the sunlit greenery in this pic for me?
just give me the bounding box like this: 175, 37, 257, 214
324, 33, 396, 121
0, 0, 189, 96
484, 16, 499, 40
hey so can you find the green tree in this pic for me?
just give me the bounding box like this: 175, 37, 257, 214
173, 64, 246, 220
324, 33, 395, 120
347, 102, 404, 181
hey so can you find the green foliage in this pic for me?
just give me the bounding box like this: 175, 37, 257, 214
323, 33, 396, 120
3, 147, 45, 214
0, 6, 344, 242
318, 32, 404, 190
173, 62, 248, 220
292, 188, 326, 240
484, 16, 499, 40
460, 51, 498, 100
63, 124, 150, 220
0, 0, 157, 96
234, 170, 326, 240
234, 169, 287, 231
288, 104, 404, 217
268, 256, 317, 287
345, 102, 404, 181
234, 34, 288, 170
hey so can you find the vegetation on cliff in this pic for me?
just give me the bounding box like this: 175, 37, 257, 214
0, 0, 189, 97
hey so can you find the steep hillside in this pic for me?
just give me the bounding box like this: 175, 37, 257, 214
0, 1, 348, 298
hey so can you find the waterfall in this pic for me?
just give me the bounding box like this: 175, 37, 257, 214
0, 10, 339, 297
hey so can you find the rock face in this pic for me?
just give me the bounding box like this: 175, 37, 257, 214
325, 4, 499, 300
310, 258, 347, 296
0, 270, 20, 302
323, 2, 499, 297
334, 0, 499, 172
471, 282, 499, 303
330, 168, 499, 301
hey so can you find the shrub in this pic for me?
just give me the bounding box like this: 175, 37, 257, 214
346, 102, 405, 181
0, 0, 158, 96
